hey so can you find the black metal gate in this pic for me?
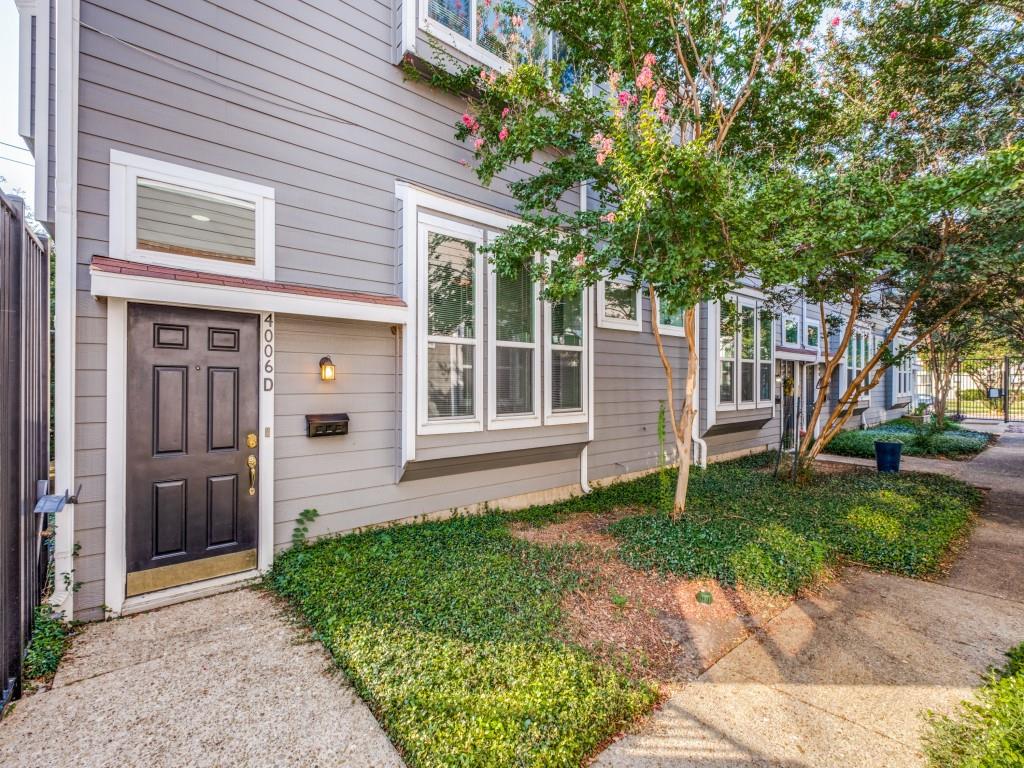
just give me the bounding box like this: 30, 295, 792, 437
0, 190, 52, 713
953, 356, 1024, 422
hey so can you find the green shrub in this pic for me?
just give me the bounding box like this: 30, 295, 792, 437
729, 524, 827, 593
825, 421, 990, 460
923, 642, 1024, 768
269, 514, 655, 768
22, 606, 69, 680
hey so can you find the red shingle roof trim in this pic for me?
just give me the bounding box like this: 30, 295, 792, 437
90, 256, 406, 307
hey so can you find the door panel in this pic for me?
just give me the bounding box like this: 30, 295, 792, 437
126, 304, 259, 596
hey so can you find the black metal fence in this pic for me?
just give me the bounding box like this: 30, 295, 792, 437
916, 357, 1024, 422
0, 190, 52, 713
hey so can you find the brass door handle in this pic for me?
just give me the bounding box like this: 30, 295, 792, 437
247, 455, 257, 496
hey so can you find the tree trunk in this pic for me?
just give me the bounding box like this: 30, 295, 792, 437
649, 287, 698, 520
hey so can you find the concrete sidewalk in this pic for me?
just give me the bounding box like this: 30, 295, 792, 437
598, 429, 1024, 768
0, 589, 403, 768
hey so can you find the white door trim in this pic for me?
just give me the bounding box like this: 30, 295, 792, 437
104, 300, 275, 616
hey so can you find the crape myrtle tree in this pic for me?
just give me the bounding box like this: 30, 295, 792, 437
778, 0, 1024, 465
417, 0, 828, 518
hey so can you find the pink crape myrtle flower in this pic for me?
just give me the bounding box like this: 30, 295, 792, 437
653, 87, 667, 109
474, 137, 486, 151
461, 113, 479, 133
498, 125, 509, 141
658, 108, 671, 124
636, 67, 654, 90
501, 106, 511, 118
511, 14, 523, 27
600, 212, 616, 223
573, 251, 586, 267
618, 91, 638, 108
831, 16, 841, 26
888, 109, 900, 121
643, 52, 656, 68
590, 132, 614, 165
609, 70, 622, 93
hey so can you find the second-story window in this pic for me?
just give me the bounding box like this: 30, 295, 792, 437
424, 0, 545, 69
759, 309, 773, 402
784, 315, 800, 346
598, 277, 643, 332
805, 321, 819, 350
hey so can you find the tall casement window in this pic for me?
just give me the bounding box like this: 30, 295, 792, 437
759, 309, 774, 402
109, 150, 275, 280
784, 314, 800, 346
845, 329, 874, 403
719, 295, 773, 409
422, 220, 483, 431
806, 320, 821, 351
546, 288, 587, 423
895, 345, 913, 399
597, 277, 642, 331
489, 260, 541, 427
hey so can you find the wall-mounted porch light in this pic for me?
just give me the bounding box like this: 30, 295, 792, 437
319, 356, 336, 382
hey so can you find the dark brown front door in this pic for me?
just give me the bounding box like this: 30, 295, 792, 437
126, 304, 259, 596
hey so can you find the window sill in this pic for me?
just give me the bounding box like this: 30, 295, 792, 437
488, 414, 543, 430
418, 418, 484, 436
545, 411, 588, 426
419, 17, 512, 73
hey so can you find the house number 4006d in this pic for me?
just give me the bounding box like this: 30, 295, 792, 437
263, 313, 274, 392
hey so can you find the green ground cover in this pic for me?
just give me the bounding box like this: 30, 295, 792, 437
268, 453, 981, 767
924, 643, 1024, 768
22, 606, 70, 680
824, 418, 992, 460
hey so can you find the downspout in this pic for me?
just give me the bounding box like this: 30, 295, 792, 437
579, 180, 592, 493
692, 303, 707, 468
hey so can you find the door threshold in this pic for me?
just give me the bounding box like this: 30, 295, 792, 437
118, 569, 261, 617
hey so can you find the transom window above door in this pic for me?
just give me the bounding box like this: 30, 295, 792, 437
109, 150, 275, 280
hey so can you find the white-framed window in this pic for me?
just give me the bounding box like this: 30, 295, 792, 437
845, 328, 873, 404
597, 277, 642, 332
545, 286, 588, 424
719, 295, 773, 409
418, 214, 485, 434
895, 343, 913, 399
108, 151, 276, 281
758, 308, 774, 405
783, 314, 800, 346
805, 320, 821, 351
488, 258, 541, 428
420, 0, 550, 71
654, 294, 686, 337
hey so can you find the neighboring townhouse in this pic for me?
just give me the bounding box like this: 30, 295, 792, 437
16, 0, 912, 622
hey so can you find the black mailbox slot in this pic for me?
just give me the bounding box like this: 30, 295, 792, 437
306, 413, 349, 438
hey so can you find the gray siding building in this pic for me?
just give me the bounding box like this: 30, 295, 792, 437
17, 0, 912, 621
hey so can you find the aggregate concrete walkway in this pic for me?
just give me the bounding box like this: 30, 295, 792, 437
0, 589, 403, 768
597, 426, 1024, 768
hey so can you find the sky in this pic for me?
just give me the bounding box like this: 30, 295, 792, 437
0, 0, 37, 206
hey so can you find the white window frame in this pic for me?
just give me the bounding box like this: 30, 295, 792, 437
716, 294, 774, 411
805, 319, 821, 352
737, 298, 758, 409
487, 256, 542, 429
653, 293, 686, 337
544, 285, 589, 425
844, 327, 873, 405
895, 343, 913, 399
108, 150, 276, 281
417, 213, 486, 435
757, 307, 774, 408
783, 313, 801, 347
418, 0, 552, 73
597, 276, 643, 332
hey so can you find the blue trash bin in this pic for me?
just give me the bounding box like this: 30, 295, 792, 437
874, 440, 903, 473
